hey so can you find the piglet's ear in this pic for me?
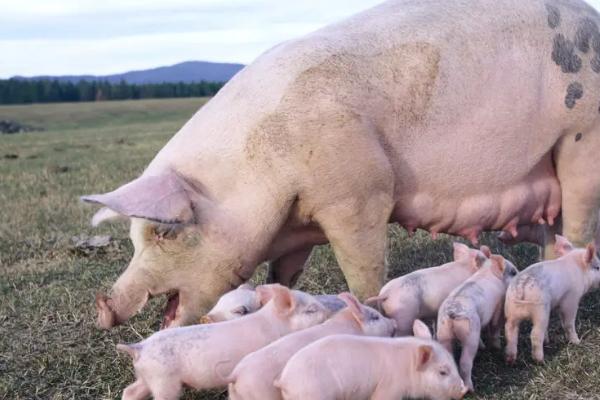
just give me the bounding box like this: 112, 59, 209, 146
339, 292, 365, 324
554, 235, 574, 257
479, 245, 492, 258
412, 320, 432, 340
261, 284, 295, 315
584, 243, 597, 266
453, 242, 470, 261
91, 207, 127, 227
470, 249, 488, 269
490, 255, 506, 279
416, 345, 433, 370
81, 171, 196, 225
255, 284, 276, 306
238, 283, 256, 291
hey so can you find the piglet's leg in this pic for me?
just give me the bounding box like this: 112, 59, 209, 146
122, 379, 151, 400
504, 317, 521, 364
530, 308, 550, 363
559, 295, 581, 345
147, 380, 182, 400
454, 318, 479, 392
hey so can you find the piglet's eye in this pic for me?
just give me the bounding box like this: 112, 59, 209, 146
305, 304, 319, 314
439, 369, 448, 376
233, 306, 248, 315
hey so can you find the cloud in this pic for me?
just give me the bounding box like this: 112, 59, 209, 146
1, 0, 600, 78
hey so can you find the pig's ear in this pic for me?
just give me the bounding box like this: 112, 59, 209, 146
412, 320, 433, 340
554, 235, 574, 257
238, 283, 256, 291
269, 285, 296, 315
489, 255, 506, 279
583, 243, 597, 266
453, 242, 470, 261
470, 249, 488, 269
479, 245, 492, 258
415, 345, 433, 370
255, 284, 276, 306
91, 207, 128, 227
81, 171, 197, 225
338, 292, 365, 323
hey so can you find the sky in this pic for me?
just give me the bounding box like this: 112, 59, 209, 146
0, 0, 382, 78
1, 0, 600, 79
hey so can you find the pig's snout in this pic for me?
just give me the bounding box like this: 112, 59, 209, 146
95, 293, 119, 329
456, 380, 469, 399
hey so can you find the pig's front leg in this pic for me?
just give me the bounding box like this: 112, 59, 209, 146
267, 247, 313, 287
559, 295, 581, 345
122, 379, 151, 400
313, 192, 394, 301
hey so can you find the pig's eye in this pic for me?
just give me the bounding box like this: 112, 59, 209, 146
305, 304, 319, 314
233, 306, 248, 315
369, 313, 380, 321
439, 369, 449, 376
154, 224, 182, 241
509, 268, 518, 276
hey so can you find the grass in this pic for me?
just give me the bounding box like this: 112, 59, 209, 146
1, 98, 599, 400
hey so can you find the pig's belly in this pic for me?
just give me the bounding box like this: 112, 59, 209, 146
391, 154, 561, 242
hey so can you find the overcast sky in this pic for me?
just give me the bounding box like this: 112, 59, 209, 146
1, 0, 600, 78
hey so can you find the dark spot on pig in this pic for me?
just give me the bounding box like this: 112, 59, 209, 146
546, 4, 561, 29
591, 54, 600, 73
446, 301, 467, 320
552, 34, 582, 73
400, 274, 424, 301
575, 132, 583, 141
574, 18, 599, 53
4, 154, 18, 159
565, 82, 584, 109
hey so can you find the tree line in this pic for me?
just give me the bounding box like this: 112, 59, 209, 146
0, 79, 225, 104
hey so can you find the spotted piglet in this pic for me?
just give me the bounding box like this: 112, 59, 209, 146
200, 284, 345, 323
504, 235, 600, 364
117, 284, 331, 400
275, 320, 467, 400
366, 242, 490, 335
227, 293, 395, 400
437, 255, 518, 392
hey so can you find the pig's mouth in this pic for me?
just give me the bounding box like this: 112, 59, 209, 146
160, 290, 180, 329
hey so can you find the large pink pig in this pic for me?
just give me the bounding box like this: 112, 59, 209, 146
504, 235, 600, 363
275, 320, 467, 400
117, 284, 330, 400
366, 242, 490, 335
83, 0, 600, 329
227, 293, 395, 400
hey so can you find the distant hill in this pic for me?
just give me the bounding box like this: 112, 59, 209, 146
12, 61, 245, 84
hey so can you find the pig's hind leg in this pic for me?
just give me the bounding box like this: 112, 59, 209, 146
454, 318, 480, 392
559, 295, 581, 345
530, 305, 550, 363
122, 379, 151, 400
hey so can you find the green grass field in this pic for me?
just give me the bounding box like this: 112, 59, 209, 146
1, 98, 599, 400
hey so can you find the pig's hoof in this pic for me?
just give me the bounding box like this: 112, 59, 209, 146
505, 354, 516, 365
569, 337, 581, 345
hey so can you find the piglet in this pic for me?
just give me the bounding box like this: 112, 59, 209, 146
275, 320, 466, 400
227, 293, 395, 400
200, 284, 345, 323
117, 284, 331, 400
437, 254, 518, 391
366, 242, 490, 335
504, 235, 600, 363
